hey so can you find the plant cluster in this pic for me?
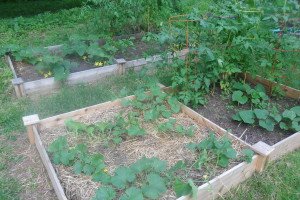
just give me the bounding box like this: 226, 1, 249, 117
48, 136, 107, 177
231, 82, 269, 108
187, 133, 254, 168
86, 0, 180, 34
170, 48, 220, 107
64, 82, 195, 147
156, 0, 300, 106
48, 130, 253, 199
122, 82, 196, 137
233, 106, 300, 132
65, 112, 145, 145
1, 35, 133, 80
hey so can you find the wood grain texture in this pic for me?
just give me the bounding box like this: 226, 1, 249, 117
243, 72, 300, 100
33, 126, 67, 200
39, 95, 135, 129
269, 131, 300, 161
178, 156, 258, 200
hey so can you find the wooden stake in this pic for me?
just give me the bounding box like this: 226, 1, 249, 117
115, 58, 126, 75
12, 77, 25, 98
252, 141, 274, 172
23, 114, 40, 144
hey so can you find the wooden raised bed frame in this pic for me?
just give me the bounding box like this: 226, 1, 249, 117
6, 44, 188, 98
22, 86, 300, 200
7, 43, 300, 101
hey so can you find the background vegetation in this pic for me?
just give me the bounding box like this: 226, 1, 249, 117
0, 0, 299, 199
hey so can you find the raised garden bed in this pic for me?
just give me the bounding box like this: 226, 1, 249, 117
195, 89, 298, 145
5, 35, 186, 98
22, 85, 267, 200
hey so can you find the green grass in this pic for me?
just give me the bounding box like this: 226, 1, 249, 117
0, 139, 22, 200
224, 150, 300, 200
0, 173, 21, 200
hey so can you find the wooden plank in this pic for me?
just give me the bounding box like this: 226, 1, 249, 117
23, 114, 40, 144
252, 141, 275, 172
180, 103, 253, 150
5, 55, 17, 78
39, 95, 135, 129
23, 64, 118, 95
177, 156, 258, 200
33, 126, 67, 200
269, 131, 300, 161
243, 72, 300, 100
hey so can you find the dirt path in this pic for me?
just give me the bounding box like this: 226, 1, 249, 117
5, 133, 56, 200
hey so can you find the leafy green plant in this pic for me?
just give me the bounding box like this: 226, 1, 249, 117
170, 48, 219, 107
65, 113, 146, 145
173, 179, 198, 200
233, 106, 300, 132
158, 118, 195, 136
93, 157, 169, 200
187, 133, 238, 168
122, 82, 181, 120
48, 136, 107, 176
232, 108, 281, 131
187, 133, 254, 169
232, 82, 269, 108
279, 106, 300, 132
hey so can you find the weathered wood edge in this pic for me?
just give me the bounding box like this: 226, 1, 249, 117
23, 64, 118, 96
177, 155, 258, 200
39, 95, 135, 129
33, 126, 67, 200
269, 131, 300, 161
243, 72, 300, 100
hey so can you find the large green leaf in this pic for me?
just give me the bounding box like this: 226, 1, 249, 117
282, 110, 296, 120
218, 155, 230, 167
238, 110, 255, 124
254, 109, 269, 120
279, 122, 289, 130
142, 173, 167, 199
292, 118, 300, 132
291, 106, 300, 116
111, 167, 136, 189
173, 179, 192, 197
127, 125, 145, 136
92, 172, 111, 184
168, 96, 181, 113
48, 136, 68, 153
93, 186, 116, 200
241, 149, 254, 163
195, 149, 208, 169
232, 91, 248, 104
259, 119, 275, 131
120, 187, 144, 200
224, 148, 237, 159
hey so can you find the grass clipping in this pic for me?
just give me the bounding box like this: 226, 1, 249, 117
40, 106, 246, 200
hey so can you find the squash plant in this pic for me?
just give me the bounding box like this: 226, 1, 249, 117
231, 82, 269, 108
233, 106, 300, 132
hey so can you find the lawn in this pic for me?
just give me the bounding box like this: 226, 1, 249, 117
0, 0, 299, 199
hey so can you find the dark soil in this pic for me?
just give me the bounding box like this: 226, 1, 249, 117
13, 33, 165, 82
195, 87, 300, 145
